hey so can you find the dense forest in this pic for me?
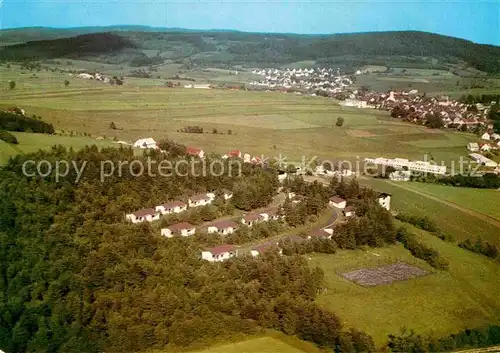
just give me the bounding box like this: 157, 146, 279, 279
2, 28, 500, 72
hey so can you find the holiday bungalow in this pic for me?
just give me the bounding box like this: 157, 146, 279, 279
126, 208, 160, 223
155, 201, 187, 215
329, 196, 347, 209
207, 220, 239, 235
188, 194, 213, 207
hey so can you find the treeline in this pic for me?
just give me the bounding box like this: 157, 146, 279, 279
0, 111, 55, 134
459, 238, 499, 260
388, 325, 500, 352
396, 227, 449, 270
1, 146, 378, 352
411, 173, 500, 189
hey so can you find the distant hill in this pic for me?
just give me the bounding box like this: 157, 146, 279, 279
1, 27, 500, 73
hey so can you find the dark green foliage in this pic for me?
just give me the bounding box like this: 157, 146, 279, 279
336, 117, 344, 127
0, 111, 55, 134
396, 227, 449, 270
458, 238, 499, 259
157, 139, 187, 157
0, 32, 135, 62
0, 130, 18, 144
411, 174, 500, 189
9, 80, 16, 90
2, 29, 500, 72
109, 121, 117, 130
64, 79, 69, 87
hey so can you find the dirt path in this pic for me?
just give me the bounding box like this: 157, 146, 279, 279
385, 180, 500, 229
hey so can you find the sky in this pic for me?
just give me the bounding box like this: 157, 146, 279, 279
1, 0, 500, 45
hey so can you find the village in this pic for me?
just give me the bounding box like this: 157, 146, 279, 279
121, 139, 393, 263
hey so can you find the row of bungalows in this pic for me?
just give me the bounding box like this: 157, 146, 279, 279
162, 206, 283, 239
126, 190, 233, 224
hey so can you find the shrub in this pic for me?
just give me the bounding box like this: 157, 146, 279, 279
0, 130, 18, 144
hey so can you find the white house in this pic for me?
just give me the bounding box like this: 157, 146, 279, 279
186, 147, 205, 158
161, 222, 196, 237
250, 242, 282, 257
201, 244, 238, 262
126, 208, 160, 223
133, 138, 157, 149
467, 142, 479, 152
491, 133, 500, 141
481, 132, 491, 140
329, 196, 347, 209
188, 194, 213, 207
207, 220, 239, 235
377, 193, 391, 211
155, 201, 187, 215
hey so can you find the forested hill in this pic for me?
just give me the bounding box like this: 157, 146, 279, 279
1, 28, 500, 73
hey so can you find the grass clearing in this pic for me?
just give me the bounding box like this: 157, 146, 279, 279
310, 231, 500, 346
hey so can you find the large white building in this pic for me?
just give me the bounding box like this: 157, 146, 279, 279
365, 157, 447, 175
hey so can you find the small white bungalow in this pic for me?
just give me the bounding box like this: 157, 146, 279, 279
201, 244, 238, 262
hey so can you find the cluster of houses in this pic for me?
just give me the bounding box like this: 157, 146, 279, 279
75, 72, 114, 83
344, 90, 496, 132
249, 67, 354, 94
4, 106, 26, 116
364, 157, 447, 176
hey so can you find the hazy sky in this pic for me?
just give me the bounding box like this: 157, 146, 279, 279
1, 0, 499, 45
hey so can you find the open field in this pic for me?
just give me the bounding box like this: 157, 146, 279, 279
1, 66, 479, 167
0, 132, 116, 165
341, 262, 429, 287
360, 178, 500, 247
400, 182, 500, 222
310, 230, 500, 345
